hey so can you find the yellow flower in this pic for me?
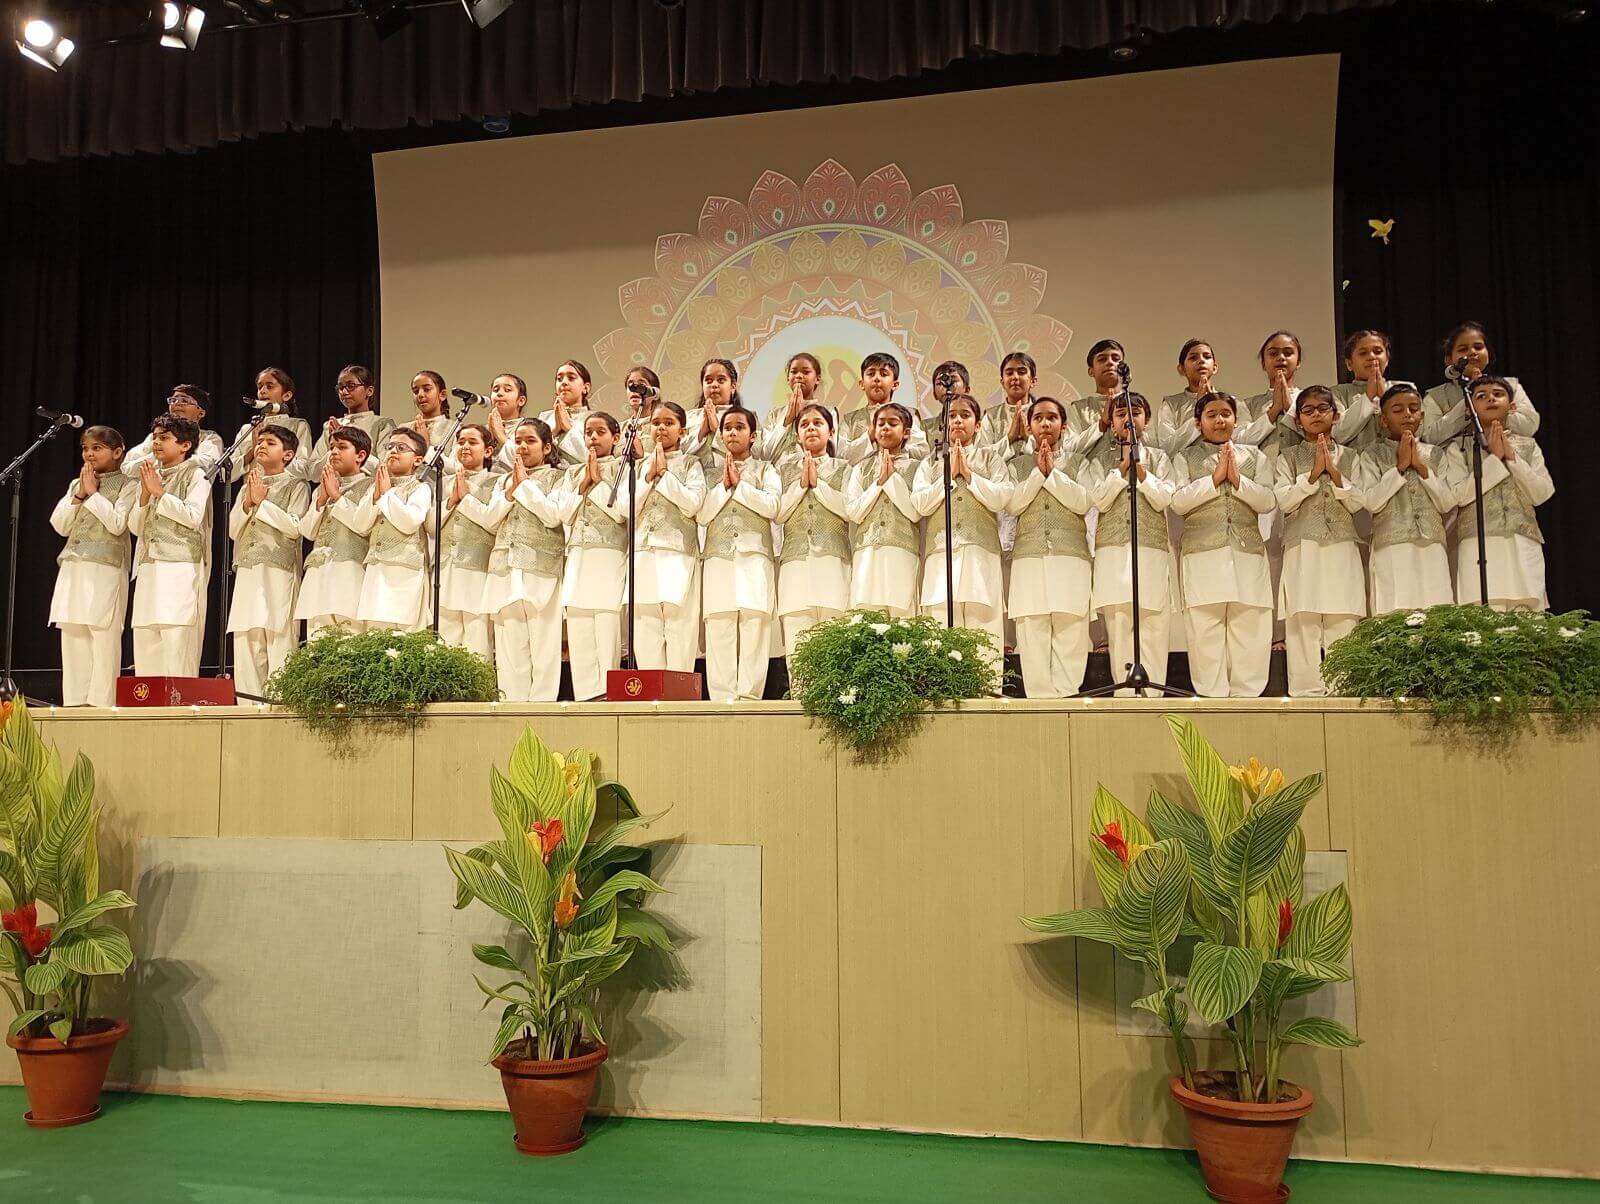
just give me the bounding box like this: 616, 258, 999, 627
1228, 756, 1285, 802
553, 870, 582, 929
550, 751, 582, 797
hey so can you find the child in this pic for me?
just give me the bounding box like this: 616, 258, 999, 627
485, 373, 531, 471
845, 402, 923, 617
124, 385, 225, 474
1357, 384, 1455, 615
919, 359, 972, 454
1170, 392, 1277, 698
623, 365, 664, 459
408, 370, 456, 452
354, 428, 434, 632
435, 424, 502, 660
226, 426, 309, 696
1154, 340, 1219, 458
539, 361, 595, 466
483, 419, 567, 702
774, 403, 852, 659
1444, 375, 1554, 610
295, 428, 374, 636
1065, 340, 1130, 458
761, 353, 827, 465
631, 401, 707, 673
128, 415, 212, 676
228, 367, 314, 482
309, 365, 396, 479
1240, 330, 1304, 449
697, 405, 781, 700
49, 425, 136, 706
838, 352, 928, 464
1423, 322, 1541, 446
982, 350, 1039, 457
912, 393, 1010, 672
1274, 386, 1367, 696
685, 358, 745, 476
557, 412, 628, 700
1330, 330, 1407, 448
1087, 394, 1175, 694
1006, 397, 1093, 697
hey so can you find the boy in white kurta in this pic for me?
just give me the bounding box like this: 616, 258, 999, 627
774, 405, 853, 660
1171, 393, 1277, 698
354, 428, 434, 632
1087, 396, 1176, 695
49, 426, 137, 706
226, 427, 309, 696
697, 406, 781, 701
128, 416, 213, 677
846, 403, 922, 617
631, 404, 706, 674
1006, 399, 1094, 698
1443, 376, 1555, 610
432, 424, 501, 660
911, 395, 1010, 673
295, 429, 373, 636
1273, 387, 1367, 697
483, 419, 568, 702
977, 351, 1039, 459
557, 413, 629, 700
837, 352, 929, 465
123, 385, 226, 476
1356, 385, 1455, 614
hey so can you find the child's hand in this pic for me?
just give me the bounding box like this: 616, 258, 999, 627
646, 441, 667, 484
139, 460, 164, 501
449, 469, 469, 509
244, 469, 267, 510
876, 447, 895, 486
1490, 421, 1514, 461
410, 415, 429, 436
1119, 441, 1132, 475
1366, 371, 1389, 402
373, 465, 390, 499
325, 415, 342, 433
700, 396, 718, 440
1100, 395, 1115, 432
581, 450, 601, 494
76, 465, 98, 500
724, 457, 741, 491
951, 440, 971, 482
1007, 401, 1026, 442
553, 396, 572, 436
1320, 435, 1343, 486
1308, 437, 1326, 482
801, 453, 818, 490
1396, 430, 1413, 472
1036, 441, 1055, 479
488, 409, 507, 446
1268, 370, 1292, 420
1211, 446, 1230, 487
1227, 443, 1242, 489
509, 457, 528, 493
785, 383, 804, 426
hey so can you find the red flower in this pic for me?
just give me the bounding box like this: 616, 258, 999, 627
1277, 899, 1294, 948
1095, 822, 1130, 867
21, 927, 51, 959
529, 819, 564, 865
2, 904, 37, 934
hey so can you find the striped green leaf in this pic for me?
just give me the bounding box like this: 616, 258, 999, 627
1132, 985, 1181, 1027
1271, 956, 1351, 984
471, 943, 521, 972
1021, 908, 1118, 943
1215, 789, 1308, 905
1186, 941, 1265, 1025
507, 729, 563, 821
34, 756, 93, 911
1110, 840, 1189, 965
1261, 826, 1306, 910
47, 924, 132, 977
24, 959, 70, 996
1165, 715, 1243, 846
1148, 787, 1232, 918
1280, 1016, 1362, 1048
1245, 891, 1283, 961
54, 889, 135, 937
445, 845, 536, 933
1087, 786, 1154, 908
582, 869, 666, 916
1283, 884, 1353, 966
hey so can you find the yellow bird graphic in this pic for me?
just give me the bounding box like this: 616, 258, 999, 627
1368, 218, 1395, 245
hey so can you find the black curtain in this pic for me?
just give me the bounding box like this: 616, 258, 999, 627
0, 130, 378, 697
1335, 3, 1600, 616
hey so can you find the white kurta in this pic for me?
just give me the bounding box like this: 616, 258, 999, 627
1444, 441, 1554, 608
836, 407, 931, 466
1088, 464, 1175, 613
698, 462, 781, 616
1005, 461, 1092, 618
1169, 444, 1276, 609
124, 429, 226, 476
226, 485, 308, 632
49, 483, 136, 627
1422, 376, 1539, 446
910, 453, 1009, 610
534, 406, 593, 467
294, 486, 368, 623
482, 477, 565, 614
556, 467, 628, 612
1273, 449, 1366, 618
354, 479, 434, 628
1358, 443, 1455, 613
308, 411, 397, 479
432, 471, 500, 613
774, 468, 851, 616
128, 467, 213, 628
226, 417, 315, 483
630, 459, 706, 609
845, 457, 921, 613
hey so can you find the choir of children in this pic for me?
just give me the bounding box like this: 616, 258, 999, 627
48, 324, 1558, 704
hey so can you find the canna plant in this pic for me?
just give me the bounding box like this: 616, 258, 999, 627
0, 699, 137, 1044
445, 728, 671, 1063
1023, 715, 1359, 1103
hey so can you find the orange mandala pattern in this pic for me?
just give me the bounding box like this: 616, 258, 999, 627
592, 160, 1078, 418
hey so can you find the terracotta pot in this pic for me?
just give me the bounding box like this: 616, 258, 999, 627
491, 1041, 608, 1155
6, 1018, 129, 1128
1171, 1072, 1314, 1203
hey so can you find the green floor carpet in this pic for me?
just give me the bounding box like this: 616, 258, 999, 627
0, 1088, 1596, 1204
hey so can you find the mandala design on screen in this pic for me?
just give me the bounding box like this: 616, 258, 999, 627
591, 160, 1077, 418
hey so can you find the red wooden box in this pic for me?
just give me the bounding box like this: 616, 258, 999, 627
605, 669, 703, 702
115, 676, 237, 707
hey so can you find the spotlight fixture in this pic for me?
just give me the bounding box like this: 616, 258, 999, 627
479, 114, 511, 133
16, 16, 74, 70
461, 0, 512, 28
360, 0, 412, 39
160, 2, 205, 49
1109, 42, 1138, 62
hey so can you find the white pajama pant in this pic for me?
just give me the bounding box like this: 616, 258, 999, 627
781, 608, 843, 659
1015, 613, 1090, 699
634, 603, 698, 674
441, 608, 493, 661
231, 623, 296, 698
1184, 603, 1272, 698
1284, 612, 1359, 698
59, 624, 122, 708
566, 609, 621, 701
704, 610, 772, 701
493, 602, 562, 702
1101, 605, 1171, 696
133, 623, 202, 678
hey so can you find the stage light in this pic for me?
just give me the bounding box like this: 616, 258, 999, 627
1109, 42, 1138, 62
461, 0, 512, 28
360, 0, 412, 39
16, 17, 74, 70
160, 3, 205, 49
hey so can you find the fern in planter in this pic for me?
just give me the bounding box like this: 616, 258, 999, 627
265, 627, 499, 748
1321, 605, 1600, 731
787, 610, 1000, 761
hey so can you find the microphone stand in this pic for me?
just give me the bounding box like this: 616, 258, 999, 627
935, 373, 956, 629
203, 417, 267, 680
427, 407, 473, 635
609, 414, 643, 669
1082, 365, 1191, 699
0, 414, 75, 701
1454, 367, 1491, 607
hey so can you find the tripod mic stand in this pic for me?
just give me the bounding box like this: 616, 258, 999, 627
426, 408, 473, 635
1082, 364, 1191, 699
0, 413, 75, 701
1451, 360, 1491, 607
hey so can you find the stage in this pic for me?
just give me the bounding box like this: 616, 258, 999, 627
9, 699, 1597, 1180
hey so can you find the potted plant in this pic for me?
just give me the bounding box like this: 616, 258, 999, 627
445, 727, 670, 1155
0, 698, 137, 1128
1022, 715, 1358, 1204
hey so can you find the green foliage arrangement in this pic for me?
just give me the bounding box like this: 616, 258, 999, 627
445, 728, 671, 1062
788, 609, 1000, 759
1321, 604, 1600, 730
1023, 715, 1359, 1105
265, 627, 499, 744
0, 699, 137, 1044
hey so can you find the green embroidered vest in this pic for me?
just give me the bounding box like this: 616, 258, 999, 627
850, 457, 920, 555
490, 466, 566, 577
1007, 451, 1089, 562
234, 474, 305, 574
441, 469, 500, 573
1454, 436, 1544, 547
363, 476, 428, 569
1282, 442, 1361, 551
1088, 438, 1169, 553
704, 460, 775, 560
305, 474, 373, 570
1178, 444, 1266, 556
135, 460, 207, 567
923, 446, 1002, 557
568, 459, 629, 553
636, 453, 700, 553
57, 471, 132, 571
1362, 444, 1448, 551
777, 457, 851, 566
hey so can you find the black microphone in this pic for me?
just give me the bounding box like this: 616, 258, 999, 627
1116, 360, 1132, 384
1445, 356, 1471, 382
451, 388, 487, 407
36, 407, 84, 429
242, 398, 290, 416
